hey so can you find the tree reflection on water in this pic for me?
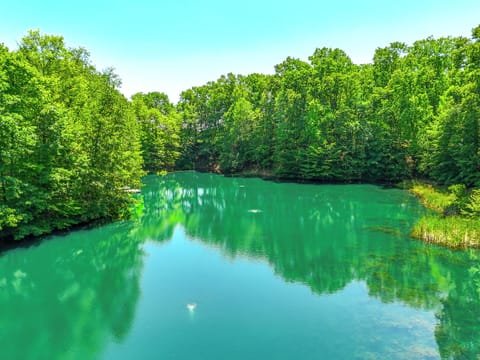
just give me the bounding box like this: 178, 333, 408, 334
140, 172, 480, 359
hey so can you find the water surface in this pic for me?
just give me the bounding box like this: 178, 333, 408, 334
1, 172, 479, 359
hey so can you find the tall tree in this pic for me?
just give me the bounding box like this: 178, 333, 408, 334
1, 31, 144, 240
132, 92, 180, 172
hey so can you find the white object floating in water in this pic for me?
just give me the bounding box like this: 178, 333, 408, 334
187, 303, 197, 312
247, 209, 262, 213
123, 186, 141, 193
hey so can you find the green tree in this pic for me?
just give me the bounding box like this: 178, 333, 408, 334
0, 31, 144, 240
132, 92, 180, 172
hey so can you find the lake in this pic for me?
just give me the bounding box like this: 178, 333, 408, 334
1, 172, 479, 359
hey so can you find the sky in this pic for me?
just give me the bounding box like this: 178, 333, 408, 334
1, 0, 480, 102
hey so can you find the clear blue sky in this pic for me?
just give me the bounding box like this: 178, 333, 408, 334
1, 0, 480, 102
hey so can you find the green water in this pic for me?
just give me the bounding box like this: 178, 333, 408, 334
1, 172, 479, 360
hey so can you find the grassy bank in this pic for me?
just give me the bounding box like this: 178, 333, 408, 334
403, 181, 480, 249
412, 215, 480, 248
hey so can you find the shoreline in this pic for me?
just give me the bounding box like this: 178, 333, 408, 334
401, 181, 480, 249
0, 218, 113, 253
202, 170, 480, 249
2, 171, 478, 252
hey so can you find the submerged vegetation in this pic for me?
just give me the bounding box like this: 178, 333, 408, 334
1, 25, 480, 245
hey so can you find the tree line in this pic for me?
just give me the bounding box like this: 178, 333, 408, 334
177, 26, 480, 187
1, 26, 479, 241
0, 31, 179, 240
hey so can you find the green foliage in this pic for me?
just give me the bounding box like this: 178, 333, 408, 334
3, 25, 480, 244
0, 31, 144, 240
409, 182, 480, 247
462, 189, 480, 217
132, 92, 181, 173
219, 94, 258, 172
410, 183, 457, 214
172, 28, 480, 249
176, 74, 238, 171
412, 215, 480, 248
175, 28, 480, 188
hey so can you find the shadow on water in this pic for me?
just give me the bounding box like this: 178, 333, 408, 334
0, 219, 114, 255
139, 172, 480, 359
0, 220, 144, 360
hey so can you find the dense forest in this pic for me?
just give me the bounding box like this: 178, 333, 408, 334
0, 27, 479, 243
0, 31, 145, 240
177, 26, 480, 186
